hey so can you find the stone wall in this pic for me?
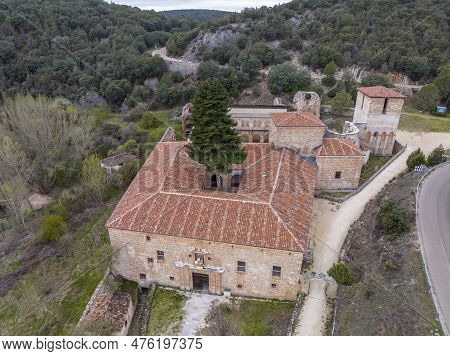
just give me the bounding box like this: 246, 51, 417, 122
316, 156, 364, 190
108, 229, 303, 301
353, 92, 404, 156
269, 122, 325, 155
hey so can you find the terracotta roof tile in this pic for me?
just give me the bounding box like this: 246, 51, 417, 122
270, 112, 326, 127
106, 142, 318, 253
314, 138, 363, 157
358, 86, 406, 98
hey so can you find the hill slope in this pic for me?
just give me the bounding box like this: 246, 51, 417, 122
160, 9, 232, 20
183, 0, 448, 81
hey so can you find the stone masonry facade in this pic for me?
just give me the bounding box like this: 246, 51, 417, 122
353, 87, 405, 156
109, 229, 303, 301
315, 156, 364, 190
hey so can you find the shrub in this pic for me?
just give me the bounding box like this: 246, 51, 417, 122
322, 75, 336, 87
328, 263, 354, 285
140, 112, 165, 130
268, 64, 311, 94
406, 148, 426, 171
377, 199, 409, 236
148, 126, 168, 142
427, 145, 445, 166
119, 160, 139, 188
40, 214, 66, 242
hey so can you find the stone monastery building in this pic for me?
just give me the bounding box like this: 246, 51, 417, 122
107, 86, 405, 300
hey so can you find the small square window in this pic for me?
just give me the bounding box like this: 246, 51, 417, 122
335, 171, 342, 179
170, 276, 174, 281
157, 251, 165, 262
139, 273, 146, 280
237, 261, 246, 273
272, 266, 281, 277
237, 284, 243, 289
148, 257, 154, 264
146, 235, 151, 242
271, 283, 277, 289
208, 257, 212, 261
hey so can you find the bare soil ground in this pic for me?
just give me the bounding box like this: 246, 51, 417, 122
333, 172, 443, 335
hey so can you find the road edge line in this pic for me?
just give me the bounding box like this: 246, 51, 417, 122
415, 162, 449, 336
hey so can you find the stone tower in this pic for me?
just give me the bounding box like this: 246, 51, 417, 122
294, 91, 321, 118
352, 86, 405, 156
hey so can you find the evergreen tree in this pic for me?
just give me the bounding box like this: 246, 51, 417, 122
188, 79, 246, 174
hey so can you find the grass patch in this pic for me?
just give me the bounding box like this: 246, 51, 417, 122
0, 202, 116, 335
399, 110, 450, 132
199, 298, 294, 336
118, 279, 138, 306
147, 287, 187, 336
359, 156, 390, 185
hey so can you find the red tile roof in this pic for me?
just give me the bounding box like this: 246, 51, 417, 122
106, 142, 318, 253
358, 86, 406, 98
314, 138, 363, 157
270, 112, 326, 128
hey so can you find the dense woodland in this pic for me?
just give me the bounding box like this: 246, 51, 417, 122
1, 0, 448, 110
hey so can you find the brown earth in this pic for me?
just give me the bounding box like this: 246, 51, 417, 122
333, 172, 443, 335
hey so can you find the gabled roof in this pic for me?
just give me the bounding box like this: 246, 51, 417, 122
358, 86, 406, 99
106, 142, 318, 253
314, 138, 363, 157
270, 112, 326, 128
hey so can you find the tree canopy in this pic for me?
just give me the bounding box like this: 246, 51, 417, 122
188, 79, 246, 174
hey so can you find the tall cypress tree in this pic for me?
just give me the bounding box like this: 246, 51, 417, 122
187, 79, 246, 174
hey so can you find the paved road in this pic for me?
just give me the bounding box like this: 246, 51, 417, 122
418, 164, 450, 334
294, 131, 450, 335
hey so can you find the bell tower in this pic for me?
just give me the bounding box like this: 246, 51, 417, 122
352, 86, 405, 156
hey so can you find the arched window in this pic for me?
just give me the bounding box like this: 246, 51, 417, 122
231, 174, 241, 188
252, 134, 261, 143
211, 174, 218, 188
264, 133, 269, 143
241, 134, 249, 143
373, 132, 378, 138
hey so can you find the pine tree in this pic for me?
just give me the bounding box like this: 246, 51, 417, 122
188, 79, 246, 174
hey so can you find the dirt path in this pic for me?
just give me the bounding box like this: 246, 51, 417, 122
179, 292, 225, 336
294, 131, 450, 335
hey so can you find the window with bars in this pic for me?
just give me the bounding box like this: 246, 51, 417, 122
272, 266, 281, 277
237, 261, 246, 272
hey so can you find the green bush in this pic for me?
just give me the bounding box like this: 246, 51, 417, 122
322, 75, 336, 87
40, 214, 67, 242
140, 112, 165, 130
406, 148, 427, 171
328, 263, 354, 285
377, 199, 409, 236
148, 126, 168, 143
427, 145, 445, 166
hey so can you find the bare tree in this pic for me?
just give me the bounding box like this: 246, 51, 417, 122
81, 154, 108, 204
0, 177, 29, 229
0, 95, 92, 190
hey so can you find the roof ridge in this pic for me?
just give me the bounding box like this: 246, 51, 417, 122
160, 191, 267, 204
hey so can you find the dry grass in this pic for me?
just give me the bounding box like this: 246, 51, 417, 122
334, 173, 443, 335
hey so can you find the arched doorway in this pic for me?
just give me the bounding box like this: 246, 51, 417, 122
211, 174, 218, 188
231, 174, 241, 188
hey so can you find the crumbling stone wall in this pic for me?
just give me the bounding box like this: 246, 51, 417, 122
294, 91, 321, 118
269, 122, 326, 155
